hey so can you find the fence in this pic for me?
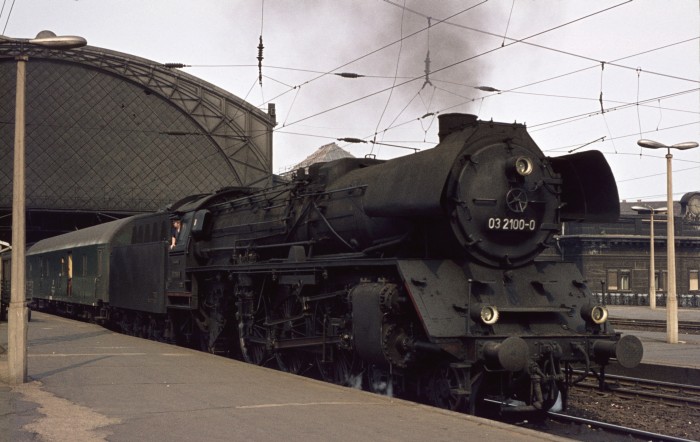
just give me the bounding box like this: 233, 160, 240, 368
591, 292, 700, 307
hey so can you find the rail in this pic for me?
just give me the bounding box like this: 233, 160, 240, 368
574, 371, 700, 409
547, 411, 696, 442
609, 317, 700, 333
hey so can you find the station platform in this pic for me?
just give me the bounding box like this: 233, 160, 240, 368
1, 307, 697, 441
0, 312, 564, 442
608, 305, 700, 370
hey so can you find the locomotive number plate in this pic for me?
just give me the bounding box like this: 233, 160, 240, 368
487, 217, 536, 231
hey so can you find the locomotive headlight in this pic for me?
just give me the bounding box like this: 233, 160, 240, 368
514, 156, 534, 177
480, 305, 500, 325
590, 305, 608, 324
582, 304, 609, 325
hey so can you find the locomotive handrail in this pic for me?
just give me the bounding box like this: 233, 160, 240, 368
213, 216, 289, 233
312, 202, 356, 252
186, 256, 395, 274
497, 306, 572, 313
204, 240, 315, 253
203, 187, 289, 212
360, 233, 410, 254
296, 184, 368, 198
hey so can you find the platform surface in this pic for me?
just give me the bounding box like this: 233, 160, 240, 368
0, 312, 566, 442
608, 305, 700, 369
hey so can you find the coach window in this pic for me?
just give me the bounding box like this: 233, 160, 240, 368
97, 249, 103, 277
690, 270, 699, 292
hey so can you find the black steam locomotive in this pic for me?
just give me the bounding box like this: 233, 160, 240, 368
20, 114, 642, 413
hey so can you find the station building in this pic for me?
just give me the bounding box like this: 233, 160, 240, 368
0, 43, 276, 244
556, 191, 700, 305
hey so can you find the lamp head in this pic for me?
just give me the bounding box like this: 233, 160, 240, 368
638, 139, 698, 151
28, 30, 87, 49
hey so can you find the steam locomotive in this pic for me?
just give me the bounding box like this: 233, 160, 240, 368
18, 113, 642, 414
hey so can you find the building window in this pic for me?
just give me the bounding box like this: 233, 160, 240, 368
620, 271, 630, 291
691, 270, 699, 292
659, 271, 668, 291
607, 269, 618, 291
607, 269, 631, 291
654, 272, 659, 291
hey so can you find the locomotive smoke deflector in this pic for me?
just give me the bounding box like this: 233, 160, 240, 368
548, 150, 620, 223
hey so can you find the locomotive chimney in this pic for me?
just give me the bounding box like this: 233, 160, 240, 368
438, 113, 478, 142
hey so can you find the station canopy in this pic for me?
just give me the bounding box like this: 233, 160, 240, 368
0, 43, 276, 243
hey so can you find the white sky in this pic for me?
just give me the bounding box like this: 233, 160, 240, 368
4, 0, 699, 202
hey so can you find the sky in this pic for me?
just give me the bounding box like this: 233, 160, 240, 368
3, 0, 699, 202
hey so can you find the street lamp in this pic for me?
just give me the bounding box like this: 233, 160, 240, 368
631, 205, 667, 309
637, 138, 699, 344
1, 30, 87, 384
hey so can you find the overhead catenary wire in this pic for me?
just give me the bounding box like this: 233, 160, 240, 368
371, 0, 407, 156
162, 7, 697, 133
0, 0, 8, 29
335, 1, 640, 145
502, 0, 516, 47
1, 0, 15, 34
253, 0, 488, 110
528, 89, 699, 131
280, 0, 675, 132
543, 120, 700, 154
376, 36, 699, 138
222, 1, 698, 199
129, 3, 699, 193
1, 3, 693, 203
384, 0, 697, 85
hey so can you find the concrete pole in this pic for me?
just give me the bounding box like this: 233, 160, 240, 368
639, 137, 697, 343
649, 211, 656, 309
8, 56, 28, 384
665, 150, 678, 344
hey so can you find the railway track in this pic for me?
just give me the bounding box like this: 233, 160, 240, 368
574, 372, 700, 409
489, 390, 698, 442
556, 370, 700, 440
609, 317, 700, 333
546, 410, 697, 442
